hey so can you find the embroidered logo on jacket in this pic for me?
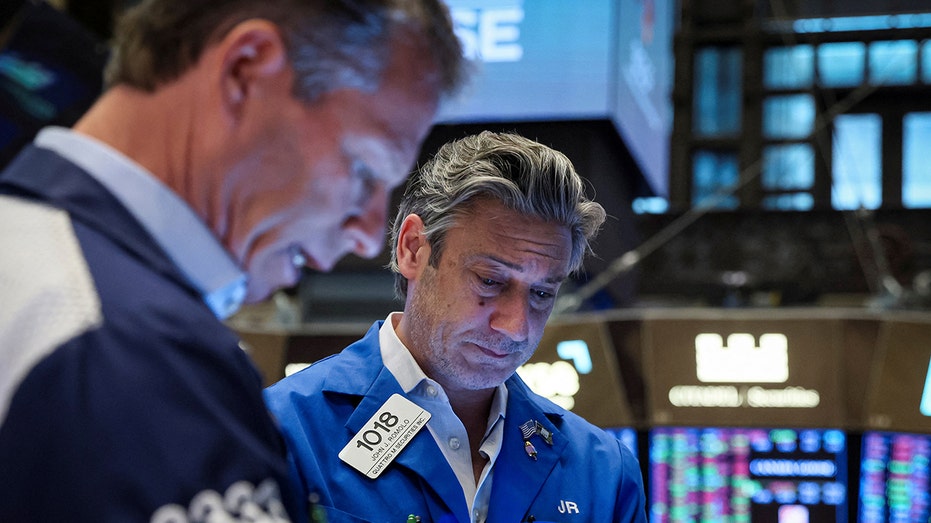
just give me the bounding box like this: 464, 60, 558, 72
149, 479, 290, 523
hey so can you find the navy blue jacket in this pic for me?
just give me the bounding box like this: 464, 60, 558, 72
0, 145, 300, 520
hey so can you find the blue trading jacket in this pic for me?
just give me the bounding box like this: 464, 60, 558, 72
0, 145, 300, 521
265, 322, 648, 523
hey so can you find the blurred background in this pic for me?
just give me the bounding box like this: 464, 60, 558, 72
5, 0, 931, 318
5, 1, 931, 520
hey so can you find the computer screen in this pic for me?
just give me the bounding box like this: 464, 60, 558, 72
649, 426, 848, 522
858, 430, 931, 522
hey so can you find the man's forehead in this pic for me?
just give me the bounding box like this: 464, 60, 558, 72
461, 246, 571, 283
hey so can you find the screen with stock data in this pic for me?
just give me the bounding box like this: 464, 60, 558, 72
858, 430, 931, 522
649, 426, 848, 523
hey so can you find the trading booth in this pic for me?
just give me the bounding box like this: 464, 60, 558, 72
641, 311, 851, 522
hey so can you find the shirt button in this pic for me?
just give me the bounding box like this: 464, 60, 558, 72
426, 385, 437, 397
448, 437, 461, 450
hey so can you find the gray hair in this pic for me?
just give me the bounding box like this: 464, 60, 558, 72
104, 0, 466, 102
389, 131, 606, 299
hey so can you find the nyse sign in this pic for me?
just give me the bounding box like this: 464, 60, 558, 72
668, 332, 820, 410
449, 1, 524, 62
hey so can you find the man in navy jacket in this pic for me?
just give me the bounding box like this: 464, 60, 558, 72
0, 0, 465, 520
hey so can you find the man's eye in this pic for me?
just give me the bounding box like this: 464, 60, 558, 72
351, 160, 372, 182
480, 277, 499, 286
533, 289, 555, 300
350, 160, 379, 202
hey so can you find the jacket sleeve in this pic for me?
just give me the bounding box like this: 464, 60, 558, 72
614, 438, 648, 523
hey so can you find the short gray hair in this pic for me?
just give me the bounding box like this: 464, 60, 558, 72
389, 131, 606, 299
105, 0, 466, 102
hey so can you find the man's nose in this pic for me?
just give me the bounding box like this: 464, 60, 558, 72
345, 186, 389, 259
490, 289, 530, 342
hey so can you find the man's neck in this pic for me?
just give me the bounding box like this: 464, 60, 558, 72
447, 387, 494, 437
71, 80, 218, 225
446, 386, 496, 485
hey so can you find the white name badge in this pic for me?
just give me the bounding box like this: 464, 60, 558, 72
338, 394, 431, 479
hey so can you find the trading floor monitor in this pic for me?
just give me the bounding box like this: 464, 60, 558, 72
649, 426, 848, 523
858, 430, 931, 523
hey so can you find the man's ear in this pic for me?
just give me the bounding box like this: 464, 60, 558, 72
396, 214, 430, 279
218, 19, 289, 117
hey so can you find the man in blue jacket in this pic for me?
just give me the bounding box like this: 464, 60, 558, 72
265, 131, 648, 522
0, 0, 465, 520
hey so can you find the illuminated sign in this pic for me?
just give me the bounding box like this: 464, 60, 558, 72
437, 1, 614, 124
556, 339, 592, 374
517, 339, 591, 410
450, 1, 524, 63
696, 333, 789, 383
665, 332, 819, 409
647, 318, 845, 427
668, 385, 820, 409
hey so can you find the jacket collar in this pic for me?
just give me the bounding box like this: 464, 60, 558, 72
0, 145, 192, 297
322, 323, 471, 520
321, 322, 390, 397
0, 143, 237, 317
34, 129, 246, 318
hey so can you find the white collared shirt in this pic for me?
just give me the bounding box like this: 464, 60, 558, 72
379, 312, 506, 523
34, 127, 247, 319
